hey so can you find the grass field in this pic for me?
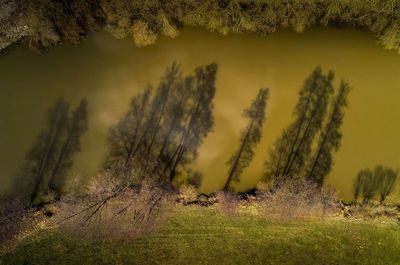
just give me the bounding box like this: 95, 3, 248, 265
1, 205, 399, 265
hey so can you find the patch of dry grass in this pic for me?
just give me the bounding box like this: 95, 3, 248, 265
2, 0, 400, 53
257, 177, 340, 221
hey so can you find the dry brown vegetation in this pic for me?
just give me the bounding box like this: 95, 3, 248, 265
257, 177, 340, 221
0, 198, 32, 246
0, 197, 53, 255
0, 171, 178, 250
216, 190, 241, 216
342, 203, 400, 222
54, 176, 177, 243
2, 0, 400, 54
1, 173, 399, 255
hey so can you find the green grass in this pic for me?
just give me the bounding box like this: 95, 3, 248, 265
1, 205, 400, 265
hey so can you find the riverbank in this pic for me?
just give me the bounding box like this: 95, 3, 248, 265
1, 0, 400, 55
1, 205, 399, 264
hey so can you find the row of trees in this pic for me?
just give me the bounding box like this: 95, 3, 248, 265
264, 67, 350, 187
13, 98, 89, 204
9, 62, 217, 206
103, 62, 217, 187
222, 66, 350, 191
353, 165, 398, 204
10, 63, 352, 205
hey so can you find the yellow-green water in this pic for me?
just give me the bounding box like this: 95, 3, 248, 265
1, 27, 400, 201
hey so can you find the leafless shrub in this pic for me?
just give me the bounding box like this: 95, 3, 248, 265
55, 175, 177, 243
178, 185, 198, 205
342, 203, 400, 221
319, 185, 340, 218
0, 196, 48, 254
258, 176, 340, 222
0, 197, 27, 246
216, 190, 240, 216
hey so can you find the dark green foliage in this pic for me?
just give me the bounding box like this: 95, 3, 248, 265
265, 67, 334, 180
224, 88, 269, 189
104, 62, 217, 185
353, 165, 398, 204
12, 97, 88, 204
307, 80, 351, 186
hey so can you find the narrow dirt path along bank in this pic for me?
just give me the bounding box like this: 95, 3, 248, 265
1, 0, 400, 54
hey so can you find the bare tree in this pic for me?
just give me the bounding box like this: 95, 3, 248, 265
103, 86, 153, 181
187, 171, 203, 189
353, 170, 364, 203
265, 67, 334, 180
306, 80, 351, 186
376, 165, 398, 204
14, 98, 70, 204
56, 175, 176, 243
104, 62, 218, 186
48, 98, 89, 196
224, 88, 269, 190
354, 165, 398, 204
12, 97, 89, 204
160, 63, 218, 181
360, 169, 378, 204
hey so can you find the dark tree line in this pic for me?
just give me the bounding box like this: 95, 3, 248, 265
7, 64, 353, 206
353, 165, 398, 204
12, 98, 89, 204
306, 80, 350, 186
264, 67, 350, 187
104, 62, 217, 186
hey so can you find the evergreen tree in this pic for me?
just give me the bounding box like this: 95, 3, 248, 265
307, 80, 351, 186
264, 67, 334, 180
224, 88, 269, 190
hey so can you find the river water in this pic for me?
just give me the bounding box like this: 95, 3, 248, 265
1, 27, 400, 201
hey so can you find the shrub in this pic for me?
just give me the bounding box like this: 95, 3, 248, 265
258, 176, 339, 222
216, 190, 240, 216
3, 0, 400, 54
343, 204, 400, 221
0, 196, 49, 254
178, 185, 198, 205
55, 176, 176, 243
